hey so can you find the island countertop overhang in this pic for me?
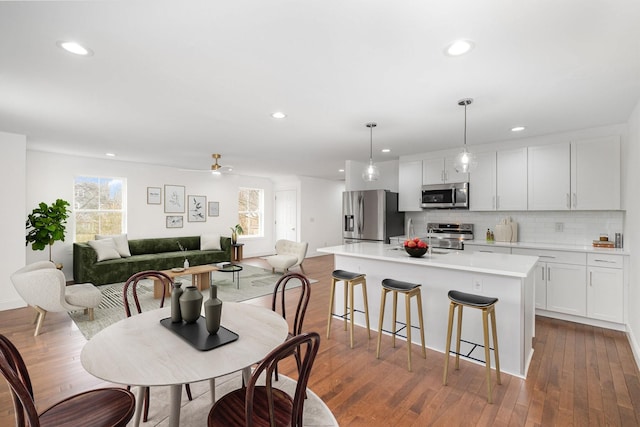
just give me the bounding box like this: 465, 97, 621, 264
318, 242, 539, 278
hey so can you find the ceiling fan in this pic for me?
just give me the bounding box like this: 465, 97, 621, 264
179, 153, 233, 175
210, 153, 233, 174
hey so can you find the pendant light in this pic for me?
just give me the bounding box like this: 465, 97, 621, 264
362, 122, 380, 182
453, 98, 477, 173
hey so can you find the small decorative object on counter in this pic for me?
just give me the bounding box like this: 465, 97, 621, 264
178, 241, 189, 269
615, 233, 623, 248
599, 233, 609, 241
183, 258, 189, 269
204, 284, 223, 334
179, 286, 203, 324
171, 281, 183, 323
404, 237, 428, 257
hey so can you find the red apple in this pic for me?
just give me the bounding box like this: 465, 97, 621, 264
407, 240, 417, 248
417, 241, 427, 248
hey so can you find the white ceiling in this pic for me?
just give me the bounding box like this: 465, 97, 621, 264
1, 1, 639, 181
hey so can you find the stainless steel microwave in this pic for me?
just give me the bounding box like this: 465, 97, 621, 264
421, 182, 469, 209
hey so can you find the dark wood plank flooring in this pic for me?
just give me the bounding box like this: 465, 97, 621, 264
1, 254, 639, 426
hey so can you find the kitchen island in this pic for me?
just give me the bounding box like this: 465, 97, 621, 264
319, 242, 538, 378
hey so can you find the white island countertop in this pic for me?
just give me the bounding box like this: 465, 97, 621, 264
319, 242, 539, 278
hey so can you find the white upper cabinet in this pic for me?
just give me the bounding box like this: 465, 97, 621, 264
422, 157, 468, 185
469, 151, 496, 210
571, 136, 620, 210
398, 160, 423, 212
497, 147, 528, 210
470, 148, 527, 211
528, 137, 620, 211
528, 143, 571, 210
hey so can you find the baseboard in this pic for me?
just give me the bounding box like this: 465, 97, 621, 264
535, 309, 626, 331
0, 298, 27, 312
627, 325, 640, 372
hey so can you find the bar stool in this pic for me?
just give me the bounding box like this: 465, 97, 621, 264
376, 279, 426, 372
326, 270, 371, 348
443, 290, 501, 403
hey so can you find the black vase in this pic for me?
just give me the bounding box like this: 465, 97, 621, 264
170, 282, 183, 323
179, 286, 203, 324
204, 285, 223, 334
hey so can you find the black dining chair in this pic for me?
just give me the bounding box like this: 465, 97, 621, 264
271, 272, 311, 380
122, 270, 194, 422
0, 333, 136, 427
208, 332, 320, 427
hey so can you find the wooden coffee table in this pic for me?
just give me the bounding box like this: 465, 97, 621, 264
152, 264, 218, 298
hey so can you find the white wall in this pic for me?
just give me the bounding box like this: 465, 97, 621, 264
299, 176, 344, 255
624, 98, 640, 366
0, 132, 27, 310
26, 151, 276, 280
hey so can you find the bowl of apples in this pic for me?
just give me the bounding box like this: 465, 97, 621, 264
404, 237, 428, 257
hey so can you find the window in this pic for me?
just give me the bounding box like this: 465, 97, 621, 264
238, 187, 263, 237
74, 176, 126, 242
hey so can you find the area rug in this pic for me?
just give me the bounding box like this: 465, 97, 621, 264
69, 264, 317, 340
132, 372, 338, 427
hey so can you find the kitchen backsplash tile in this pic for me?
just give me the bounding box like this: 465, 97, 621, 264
406, 210, 624, 246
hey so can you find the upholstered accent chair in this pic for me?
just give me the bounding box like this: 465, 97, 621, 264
265, 240, 308, 274
10, 261, 102, 336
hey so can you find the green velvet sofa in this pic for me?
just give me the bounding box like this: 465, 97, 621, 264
73, 235, 232, 285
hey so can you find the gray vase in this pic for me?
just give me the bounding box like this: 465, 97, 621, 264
170, 281, 183, 323
179, 286, 203, 324
204, 285, 223, 334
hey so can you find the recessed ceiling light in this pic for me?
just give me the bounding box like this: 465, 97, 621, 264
57, 41, 93, 56
511, 126, 526, 132
271, 112, 287, 119
105, 152, 116, 157
381, 148, 391, 153
445, 39, 475, 57
339, 169, 345, 173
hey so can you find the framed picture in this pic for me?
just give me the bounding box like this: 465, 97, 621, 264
164, 185, 185, 213
166, 215, 183, 228
208, 201, 219, 217
187, 195, 207, 222
147, 187, 161, 205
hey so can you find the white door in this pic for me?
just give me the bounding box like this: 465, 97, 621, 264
587, 266, 624, 323
275, 190, 297, 241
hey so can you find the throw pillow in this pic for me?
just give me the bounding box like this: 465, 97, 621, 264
88, 238, 121, 262
96, 233, 131, 257
201, 233, 221, 250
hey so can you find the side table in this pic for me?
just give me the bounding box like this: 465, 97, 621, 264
232, 243, 245, 262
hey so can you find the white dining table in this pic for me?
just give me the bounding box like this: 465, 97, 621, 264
80, 302, 289, 427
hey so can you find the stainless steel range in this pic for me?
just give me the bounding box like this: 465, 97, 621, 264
426, 223, 474, 250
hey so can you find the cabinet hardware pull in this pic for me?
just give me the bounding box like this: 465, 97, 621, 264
594, 259, 615, 263
589, 271, 592, 286
541, 265, 545, 281
547, 266, 551, 281
539, 255, 556, 259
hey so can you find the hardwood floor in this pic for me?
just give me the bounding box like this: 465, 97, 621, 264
1, 254, 639, 426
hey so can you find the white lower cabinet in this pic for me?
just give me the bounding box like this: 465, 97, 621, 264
587, 254, 624, 323
545, 263, 587, 316
513, 248, 587, 316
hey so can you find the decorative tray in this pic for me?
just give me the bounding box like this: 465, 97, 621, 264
171, 267, 186, 272
160, 316, 238, 351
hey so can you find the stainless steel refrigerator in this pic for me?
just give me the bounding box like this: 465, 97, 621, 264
342, 190, 404, 244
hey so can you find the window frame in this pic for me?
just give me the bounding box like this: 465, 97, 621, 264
73, 175, 127, 242
238, 187, 264, 238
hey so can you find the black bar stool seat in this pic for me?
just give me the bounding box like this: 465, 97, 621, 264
376, 278, 426, 372
443, 289, 501, 403
326, 269, 370, 348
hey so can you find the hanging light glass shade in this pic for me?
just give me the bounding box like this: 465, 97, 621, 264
362, 122, 380, 181
454, 98, 477, 173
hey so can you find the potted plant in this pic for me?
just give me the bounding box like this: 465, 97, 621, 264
25, 199, 71, 265
230, 224, 244, 244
